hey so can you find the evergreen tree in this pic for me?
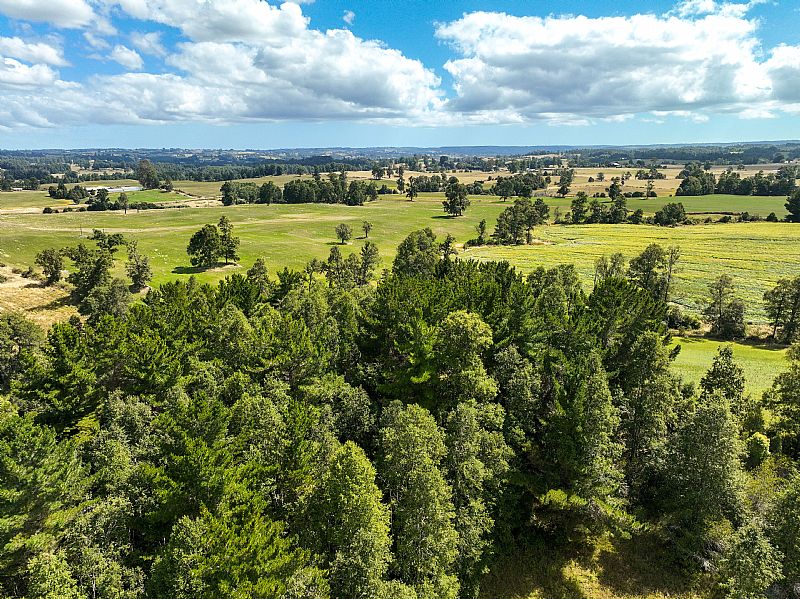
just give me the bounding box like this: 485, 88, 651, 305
305, 441, 392, 599
379, 402, 459, 598
218, 216, 240, 264
785, 188, 800, 222
125, 241, 153, 291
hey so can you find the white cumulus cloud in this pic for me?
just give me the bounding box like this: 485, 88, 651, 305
435, 8, 780, 124
0, 37, 67, 66
0, 0, 95, 28
110, 44, 144, 70
130, 31, 167, 57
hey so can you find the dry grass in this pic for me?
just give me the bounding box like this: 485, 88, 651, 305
0, 267, 75, 329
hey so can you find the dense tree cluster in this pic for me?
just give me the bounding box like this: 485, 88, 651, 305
2, 228, 798, 598
490, 173, 547, 200
187, 216, 241, 267
222, 175, 380, 207
677, 163, 798, 197
492, 197, 549, 244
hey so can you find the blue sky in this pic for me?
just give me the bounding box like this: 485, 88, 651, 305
0, 0, 799, 149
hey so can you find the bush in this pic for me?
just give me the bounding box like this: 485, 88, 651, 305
42, 207, 57, 214
766, 212, 779, 222
745, 433, 770, 469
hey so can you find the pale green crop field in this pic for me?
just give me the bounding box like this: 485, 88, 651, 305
467, 222, 800, 321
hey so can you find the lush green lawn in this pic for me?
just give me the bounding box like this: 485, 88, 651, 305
613, 193, 788, 216
670, 336, 788, 398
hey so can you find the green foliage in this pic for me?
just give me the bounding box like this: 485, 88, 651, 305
393, 228, 439, 277
3, 230, 800, 597
150, 488, 327, 598
126, 241, 153, 290
136, 159, 160, 190
218, 215, 240, 264
786, 188, 800, 222
442, 179, 470, 217
379, 402, 459, 596
304, 441, 392, 598
187, 223, 221, 267
0, 312, 42, 391
335, 223, 352, 244
35, 248, 64, 285
704, 275, 746, 340
65, 245, 113, 302
720, 523, 784, 598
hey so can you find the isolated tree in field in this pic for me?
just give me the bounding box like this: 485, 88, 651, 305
443, 180, 470, 216
494, 178, 514, 202
371, 165, 385, 180
786, 188, 800, 222
406, 177, 418, 202
35, 248, 63, 285
125, 241, 152, 291
162, 177, 173, 192
704, 274, 746, 340
119, 192, 129, 215
218, 216, 240, 264
136, 159, 159, 190
475, 219, 487, 245
362, 221, 373, 238
396, 175, 405, 193
187, 224, 221, 267
335, 223, 353, 244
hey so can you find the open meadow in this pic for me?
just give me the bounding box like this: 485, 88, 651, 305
1, 191, 796, 319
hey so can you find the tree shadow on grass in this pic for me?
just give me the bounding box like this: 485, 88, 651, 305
480, 541, 589, 599
31, 294, 73, 313
172, 264, 215, 275
596, 532, 696, 597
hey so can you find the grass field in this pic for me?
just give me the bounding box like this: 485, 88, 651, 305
467, 221, 800, 321
1, 194, 798, 319
670, 336, 787, 398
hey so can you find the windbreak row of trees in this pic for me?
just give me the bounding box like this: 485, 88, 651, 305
677, 164, 798, 196
1, 228, 799, 598
221, 174, 381, 206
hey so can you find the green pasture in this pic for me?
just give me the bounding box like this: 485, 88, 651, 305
1, 192, 798, 322
670, 336, 788, 399
467, 221, 800, 321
